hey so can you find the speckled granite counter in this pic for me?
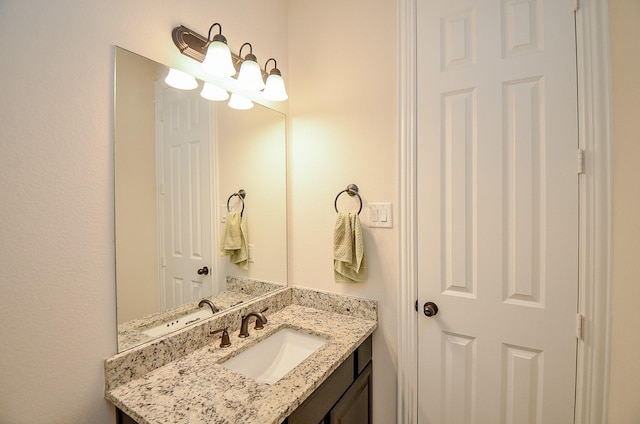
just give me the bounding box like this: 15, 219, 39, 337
105, 287, 377, 424
117, 278, 285, 352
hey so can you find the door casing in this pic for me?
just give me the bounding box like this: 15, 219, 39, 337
397, 0, 613, 422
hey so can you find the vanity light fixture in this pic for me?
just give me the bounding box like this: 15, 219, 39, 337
171, 24, 288, 102
262, 59, 288, 101
200, 82, 229, 101
236, 43, 266, 91
228, 93, 254, 110
164, 68, 198, 90
201, 23, 237, 77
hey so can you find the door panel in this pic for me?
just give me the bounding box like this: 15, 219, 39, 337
159, 87, 213, 310
417, 0, 579, 423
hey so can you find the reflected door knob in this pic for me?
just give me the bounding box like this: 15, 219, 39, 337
423, 302, 439, 317
197, 266, 209, 275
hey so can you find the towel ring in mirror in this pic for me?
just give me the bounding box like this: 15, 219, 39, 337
334, 184, 362, 215
227, 189, 246, 216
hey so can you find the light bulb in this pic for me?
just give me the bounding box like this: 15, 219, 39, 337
228, 93, 254, 110
237, 59, 265, 91
200, 82, 229, 101
164, 68, 198, 90
263, 72, 288, 101
202, 39, 236, 77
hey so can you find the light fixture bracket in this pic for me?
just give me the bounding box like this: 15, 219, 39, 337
172, 25, 267, 78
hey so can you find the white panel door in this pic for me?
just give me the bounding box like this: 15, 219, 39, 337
159, 86, 213, 310
416, 0, 579, 423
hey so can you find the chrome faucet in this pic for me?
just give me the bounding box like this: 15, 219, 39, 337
198, 298, 219, 314
239, 311, 267, 338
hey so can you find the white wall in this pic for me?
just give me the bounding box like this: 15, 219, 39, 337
287, 0, 399, 422
0, 1, 287, 422
608, 0, 640, 421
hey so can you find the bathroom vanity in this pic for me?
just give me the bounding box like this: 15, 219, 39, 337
105, 287, 377, 424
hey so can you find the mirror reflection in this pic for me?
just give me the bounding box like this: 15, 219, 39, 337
114, 47, 287, 352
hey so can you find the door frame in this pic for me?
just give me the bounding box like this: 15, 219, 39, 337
397, 0, 613, 422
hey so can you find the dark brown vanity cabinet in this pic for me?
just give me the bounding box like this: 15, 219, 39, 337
284, 335, 373, 424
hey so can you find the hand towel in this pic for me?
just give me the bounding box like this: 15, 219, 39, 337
220, 212, 249, 270
333, 212, 367, 283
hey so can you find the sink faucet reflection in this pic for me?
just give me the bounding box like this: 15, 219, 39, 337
239, 311, 268, 338
198, 298, 219, 314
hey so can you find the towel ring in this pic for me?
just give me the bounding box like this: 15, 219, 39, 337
227, 189, 246, 216
334, 184, 362, 215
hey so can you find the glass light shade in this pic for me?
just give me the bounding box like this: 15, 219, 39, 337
262, 73, 288, 101
236, 59, 266, 91
164, 68, 198, 90
200, 83, 229, 101
202, 41, 236, 77
228, 93, 254, 110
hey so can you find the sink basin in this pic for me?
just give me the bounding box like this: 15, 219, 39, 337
221, 328, 327, 385
142, 308, 212, 337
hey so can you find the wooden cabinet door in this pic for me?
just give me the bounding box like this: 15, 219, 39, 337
329, 363, 372, 424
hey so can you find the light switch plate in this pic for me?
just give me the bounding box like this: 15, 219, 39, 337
220, 205, 228, 223
248, 244, 255, 263
368, 203, 393, 228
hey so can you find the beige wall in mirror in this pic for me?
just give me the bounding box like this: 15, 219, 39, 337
114, 47, 287, 352
115, 47, 161, 323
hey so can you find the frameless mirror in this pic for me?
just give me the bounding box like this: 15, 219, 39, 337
114, 47, 287, 352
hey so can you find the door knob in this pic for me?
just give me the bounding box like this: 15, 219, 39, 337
197, 266, 209, 275
423, 302, 439, 317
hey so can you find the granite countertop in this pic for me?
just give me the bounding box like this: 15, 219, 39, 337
117, 290, 253, 351
105, 288, 378, 424
118, 278, 285, 352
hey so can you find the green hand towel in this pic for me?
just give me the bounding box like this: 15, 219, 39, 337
333, 212, 367, 283
220, 212, 249, 270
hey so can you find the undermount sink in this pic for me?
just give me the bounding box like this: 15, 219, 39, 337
142, 308, 213, 337
221, 328, 327, 385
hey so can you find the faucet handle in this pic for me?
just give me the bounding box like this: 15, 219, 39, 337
254, 307, 269, 330
210, 328, 231, 348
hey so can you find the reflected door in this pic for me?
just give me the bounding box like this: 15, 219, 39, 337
416, 0, 579, 422
158, 86, 213, 309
